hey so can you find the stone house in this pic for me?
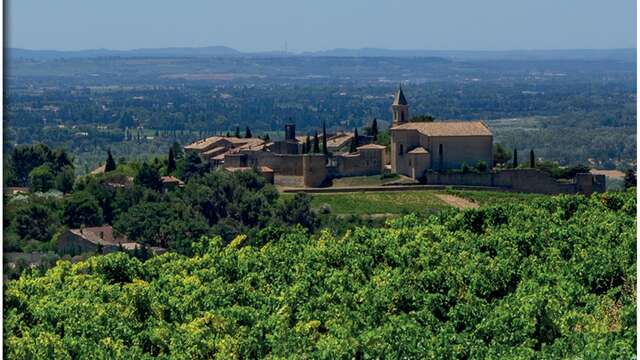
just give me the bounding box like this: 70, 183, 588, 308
389, 87, 493, 178
58, 226, 146, 255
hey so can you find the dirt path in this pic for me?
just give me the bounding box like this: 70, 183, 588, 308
435, 194, 480, 209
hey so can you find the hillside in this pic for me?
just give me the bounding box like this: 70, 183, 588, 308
4, 190, 636, 359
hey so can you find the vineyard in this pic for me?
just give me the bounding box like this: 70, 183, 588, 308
4, 190, 636, 359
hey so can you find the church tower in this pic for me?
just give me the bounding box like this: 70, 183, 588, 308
391, 86, 409, 126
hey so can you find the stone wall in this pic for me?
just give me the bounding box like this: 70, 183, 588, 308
425, 169, 605, 195
236, 151, 304, 176
303, 154, 327, 188
334, 151, 382, 177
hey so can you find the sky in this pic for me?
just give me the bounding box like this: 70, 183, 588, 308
6, 0, 637, 52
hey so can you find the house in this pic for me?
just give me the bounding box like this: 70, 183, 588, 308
57, 226, 163, 255
389, 87, 493, 178
160, 176, 185, 190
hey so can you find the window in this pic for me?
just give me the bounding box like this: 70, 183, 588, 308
399, 144, 404, 155
401, 112, 405, 122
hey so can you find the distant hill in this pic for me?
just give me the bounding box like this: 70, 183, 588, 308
6, 46, 241, 60
302, 47, 637, 61
6, 46, 635, 62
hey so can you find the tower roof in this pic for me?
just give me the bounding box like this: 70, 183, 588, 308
393, 86, 408, 106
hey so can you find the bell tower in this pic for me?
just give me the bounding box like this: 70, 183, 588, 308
391, 85, 409, 126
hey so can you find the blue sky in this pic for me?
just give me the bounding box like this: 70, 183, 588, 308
7, 0, 636, 51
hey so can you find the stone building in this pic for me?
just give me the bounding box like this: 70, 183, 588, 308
58, 226, 143, 255
390, 87, 493, 179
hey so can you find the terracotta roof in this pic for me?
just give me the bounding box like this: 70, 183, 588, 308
393, 87, 408, 106
407, 147, 429, 154
326, 132, 354, 148
69, 226, 129, 246
202, 146, 227, 156
391, 121, 492, 137
184, 136, 226, 151
160, 176, 185, 186
90, 164, 106, 175
357, 143, 386, 150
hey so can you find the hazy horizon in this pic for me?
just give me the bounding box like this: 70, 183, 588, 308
6, 0, 636, 52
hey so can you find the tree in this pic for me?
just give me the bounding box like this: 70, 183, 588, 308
55, 165, 76, 193
178, 151, 208, 181
105, 149, 117, 172
172, 141, 184, 159
624, 168, 636, 189
530, 150, 536, 168
28, 165, 55, 192
14, 204, 58, 242
245, 126, 253, 138
135, 163, 163, 191
322, 120, 328, 155
235, 126, 241, 138
263, 133, 271, 142
63, 192, 104, 228
371, 118, 379, 141
350, 128, 359, 153
167, 147, 177, 174
313, 131, 320, 153
513, 149, 518, 168
493, 143, 511, 167
304, 136, 311, 154
278, 193, 318, 232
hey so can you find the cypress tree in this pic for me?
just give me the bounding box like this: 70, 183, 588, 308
226, 131, 231, 137
371, 118, 379, 141
167, 147, 176, 173
313, 131, 320, 153
322, 120, 328, 155
529, 149, 535, 168
234, 126, 241, 138
513, 149, 518, 168
105, 149, 116, 172
304, 135, 311, 154
245, 126, 252, 138
350, 128, 359, 153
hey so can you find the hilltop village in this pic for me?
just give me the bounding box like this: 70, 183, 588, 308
185, 88, 605, 194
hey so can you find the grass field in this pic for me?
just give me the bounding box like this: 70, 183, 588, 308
306, 191, 448, 215
445, 189, 545, 207
284, 189, 551, 216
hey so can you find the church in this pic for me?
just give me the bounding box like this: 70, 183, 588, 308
389, 87, 493, 179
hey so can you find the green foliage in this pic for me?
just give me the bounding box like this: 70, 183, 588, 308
313, 131, 320, 153
134, 162, 163, 191
475, 160, 488, 173
4, 190, 636, 358
350, 128, 359, 153
245, 126, 252, 138
62, 192, 104, 228
537, 161, 591, 179
493, 143, 511, 167
28, 165, 55, 192
54, 165, 75, 193
167, 147, 177, 174
7, 144, 74, 187
624, 168, 636, 189
13, 204, 59, 242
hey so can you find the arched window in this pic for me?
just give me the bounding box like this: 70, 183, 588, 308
399, 144, 404, 155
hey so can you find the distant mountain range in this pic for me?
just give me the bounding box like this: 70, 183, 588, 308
6, 46, 636, 61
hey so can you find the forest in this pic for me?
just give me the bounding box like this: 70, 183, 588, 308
3, 189, 636, 358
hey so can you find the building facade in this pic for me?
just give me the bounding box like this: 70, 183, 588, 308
390, 88, 493, 178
